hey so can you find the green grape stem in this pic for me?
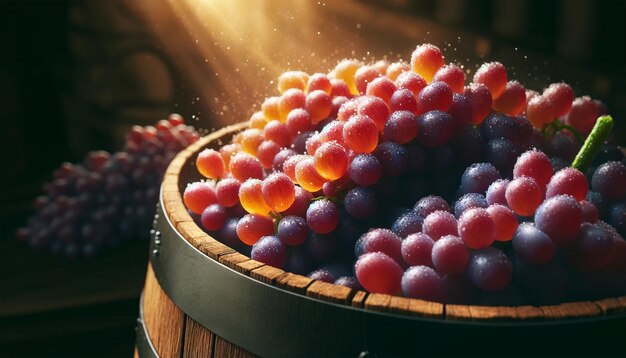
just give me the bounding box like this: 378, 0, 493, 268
571, 115, 614, 172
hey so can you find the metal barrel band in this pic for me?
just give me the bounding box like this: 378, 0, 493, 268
147, 196, 626, 357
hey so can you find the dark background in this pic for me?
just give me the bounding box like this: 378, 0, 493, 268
1, 0, 625, 356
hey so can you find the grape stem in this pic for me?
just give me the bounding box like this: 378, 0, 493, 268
571, 115, 614, 172
545, 119, 584, 145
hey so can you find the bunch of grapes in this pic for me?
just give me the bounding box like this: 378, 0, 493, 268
17, 114, 200, 258
183, 43, 625, 304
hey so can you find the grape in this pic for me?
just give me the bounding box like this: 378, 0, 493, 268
348, 153, 382, 187
251, 236, 286, 268
276, 215, 308, 246
406, 144, 428, 173
183, 182, 217, 214
395, 71, 427, 97
196, 149, 225, 179
342, 114, 379, 153
431, 235, 469, 274
306, 199, 339, 234
308, 269, 336, 283
236, 214, 274, 246
546, 168, 588, 201
565, 96, 599, 135
389, 88, 418, 114
417, 81, 453, 113
239, 128, 264, 156
454, 193, 488, 218
487, 204, 518, 242
485, 139, 518, 175
272, 148, 297, 172
432, 64, 465, 93
401, 232, 434, 267
548, 132, 578, 162
218, 217, 243, 250
295, 157, 326, 192
373, 141, 409, 177
608, 202, 626, 237
278, 88, 306, 121
580, 200, 599, 223
250, 111, 269, 129
262, 173, 296, 213
458, 207, 496, 249
282, 154, 306, 182
384, 111, 418, 144
486, 179, 509, 206
391, 210, 423, 238
464, 83, 492, 125
481, 113, 519, 142
306, 233, 337, 262
330, 78, 352, 98
512, 222, 555, 265
313, 141, 349, 181
414, 195, 450, 217
277, 71, 307, 93
416, 110, 455, 147
534, 195, 582, 246
591, 161, 626, 201
264, 120, 291, 147
229, 152, 263, 181
401, 266, 445, 301
460, 163, 501, 195
514, 258, 568, 305
307, 73, 332, 93
410, 44, 444, 82
366, 76, 397, 105
281, 187, 312, 218
200, 204, 228, 231
239, 179, 272, 216
468, 247, 512, 291
255, 140, 279, 169
526, 96, 555, 129
334, 276, 361, 290
354, 65, 381, 95
219, 143, 239, 168
284, 246, 312, 275
355, 228, 403, 265
357, 96, 390, 131
586, 191, 607, 216
493, 81, 526, 116
450, 125, 484, 166
286, 108, 313, 136
542, 82, 574, 118
422, 210, 458, 241
355, 252, 403, 295
306, 90, 333, 124
505, 177, 543, 216
344, 186, 378, 219
473, 62, 507, 99
386, 62, 410, 81
513, 149, 553, 193
575, 223, 615, 271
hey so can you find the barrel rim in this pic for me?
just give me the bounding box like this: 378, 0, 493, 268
161, 120, 626, 322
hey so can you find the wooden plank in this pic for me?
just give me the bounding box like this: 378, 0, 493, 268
540, 301, 601, 320
213, 335, 256, 358
406, 298, 444, 318
351, 291, 368, 308
218, 252, 252, 270
250, 266, 285, 284
445, 304, 472, 321
306, 281, 353, 304
364, 293, 392, 312
234, 260, 265, 275
388, 296, 410, 314
177, 221, 210, 248
275, 273, 314, 295
142, 263, 184, 358
515, 305, 544, 321
593, 298, 625, 315
198, 240, 235, 260
183, 316, 215, 358
468, 305, 518, 321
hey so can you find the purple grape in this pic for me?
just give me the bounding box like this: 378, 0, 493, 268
416, 110, 455, 147
468, 247, 512, 291
272, 148, 297, 172
592, 161, 626, 201
431, 235, 469, 274
284, 246, 312, 275
485, 138, 518, 175
548, 131, 579, 162
219, 217, 243, 250
448, 93, 472, 128
426, 146, 457, 174
308, 268, 336, 283
512, 222, 555, 266
391, 210, 424, 238
373, 141, 409, 177
384, 110, 418, 144
344, 187, 378, 219
480, 113, 517, 141
451, 125, 484, 166
454, 193, 488, 218
334, 276, 361, 289
305, 233, 337, 262
401, 266, 445, 301
355, 228, 403, 266
406, 144, 427, 173
486, 179, 509, 206
460, 162, 501, 195
292, 131, 314, 153
586, 191, 607, 216
414, 195, 451, 217
534, 195, 582, 246
575, 223, 615, 271
251, 236, 286, 268
348, 153, 382, 186
306, 199, 339, 234
608, 202, 626, 237
277, 215, 309, 246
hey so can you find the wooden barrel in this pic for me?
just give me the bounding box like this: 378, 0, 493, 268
136, 122, 626, 357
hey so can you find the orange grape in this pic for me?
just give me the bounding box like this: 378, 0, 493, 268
295, 156, 326, 192
236, 214, 274, 246
183, 181, 217, 214
410, 44, 444, 82
229, 152, 263, 181
262, 173, 296, 212
314, 142, 349, 180
238, 179, 272, 216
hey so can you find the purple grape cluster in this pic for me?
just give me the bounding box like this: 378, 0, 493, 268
16, 114, 199, 258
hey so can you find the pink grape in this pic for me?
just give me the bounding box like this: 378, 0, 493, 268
355, 252, 403, 294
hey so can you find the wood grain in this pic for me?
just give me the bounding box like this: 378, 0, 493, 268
306, 281, 354, 304
213, 335, 256, 358
142, 263, 184, 358
183, 316, 214, 358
